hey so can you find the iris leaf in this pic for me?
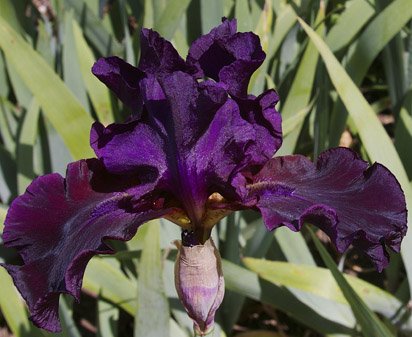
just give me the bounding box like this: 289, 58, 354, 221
200, 0, 223, 34
345, 0, 412, 86
16, 98, 40, 194
134, 221, 170, 337
0, 15, 94, 160
0, 205, 6, 233
72, 19, 113, 124
0, 144, 17, 200
5, 60, 32, 109
63, 0, 123, 55
223, 260, 355, 335
0, 53, 9, 98
220, 213, 244, 332
274, 227, 315, 266
249, 0, 273, 95
276, 6, 324, 156
63, 11, 90, 113
235, 0, 252, 32
308, 228, 395, 337
329, 0, 412, 146
0, 0, 25, 36
395, 108, 412, 179
281, 103, 313, 137
154, 0, 192, 39
325, 0, 375, 52
272, 228, 356, 328
0, 97, 16, 153
233, 332, 284, 337
84, 257, 137, 315
243, 258, 406, 321
59, 297, 82, 337
97, 300, 119, 337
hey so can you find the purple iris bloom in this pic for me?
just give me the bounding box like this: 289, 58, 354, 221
1, 18, 407, 332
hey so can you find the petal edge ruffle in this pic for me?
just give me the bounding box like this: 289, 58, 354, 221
2, 159, 167, 332
246, 147, 407, 271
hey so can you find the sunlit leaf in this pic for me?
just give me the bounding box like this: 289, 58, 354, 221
0, 15, 94, 159
72, 19, 113, 124
329, 0, 412, 145
0, 205, 6, 233
308, 228, 395, 337
63, 11, 90, 113
84, 257, 136, 316
223, 260, 355, 335
16, 98, 40, 194
326, 0, 375, 52
154, 0, 192, 39
134, 221, 170, 337
276, 6, 324, 156
243, 258, 404, 319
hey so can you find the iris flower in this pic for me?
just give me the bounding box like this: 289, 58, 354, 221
1, 19, 407, 334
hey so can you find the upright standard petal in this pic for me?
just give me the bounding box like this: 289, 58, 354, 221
245, 148, 407, 271
92, 30, 192, 113
139, 28, 193, 74
236, 90, 282, 163
187, 18, 265, 97
92, 56, 144, 112
2, 159, 168, 332
91, 70, 282, 238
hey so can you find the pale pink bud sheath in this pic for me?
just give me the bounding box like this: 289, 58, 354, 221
174, 237, 225, 335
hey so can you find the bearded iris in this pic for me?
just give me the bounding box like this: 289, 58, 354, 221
1, 18, 407, 334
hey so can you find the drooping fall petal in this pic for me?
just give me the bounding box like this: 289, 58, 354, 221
2, 160, 168, 332
245, 148, 407, 271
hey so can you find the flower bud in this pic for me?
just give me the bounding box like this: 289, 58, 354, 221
174, 237, 225, 335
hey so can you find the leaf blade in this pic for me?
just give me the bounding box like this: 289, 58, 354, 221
308, 228, 395, 337
134, 222, 170, 337
0, 15, 94, 160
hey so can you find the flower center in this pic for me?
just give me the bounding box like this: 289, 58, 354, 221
164, 192, 232, 243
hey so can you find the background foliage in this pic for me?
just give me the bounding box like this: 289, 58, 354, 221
0, 0, 412, 336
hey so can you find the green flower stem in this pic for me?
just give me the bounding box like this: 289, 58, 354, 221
194, 328, 215, 337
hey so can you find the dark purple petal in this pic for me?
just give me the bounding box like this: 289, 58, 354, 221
236, 90, 282, 161
139, 28, 193, 74
157, 73, 227, 151
2, 160, 167, 332
92, 29, 194, 112
92, 56, 144, 112
246, 147, 407, 271
187, 19, 236, 79
90, 120, 167, 180
187, 18, 265, 97
91, 70, 281, 228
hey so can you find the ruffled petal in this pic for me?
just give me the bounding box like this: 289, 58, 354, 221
193, 91, 281, 200
187, 18, 265, 97
92, 29, 194, 112
2, 159, 168, 332
236, 90, 282, 162
246, 148, 407, 271
157, 73, 228, 151
90, 120, 167, 180
90, 70, 281, 227
139, 28, 193, 74
187, 19, 236, 79
92, 56, 144, 112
